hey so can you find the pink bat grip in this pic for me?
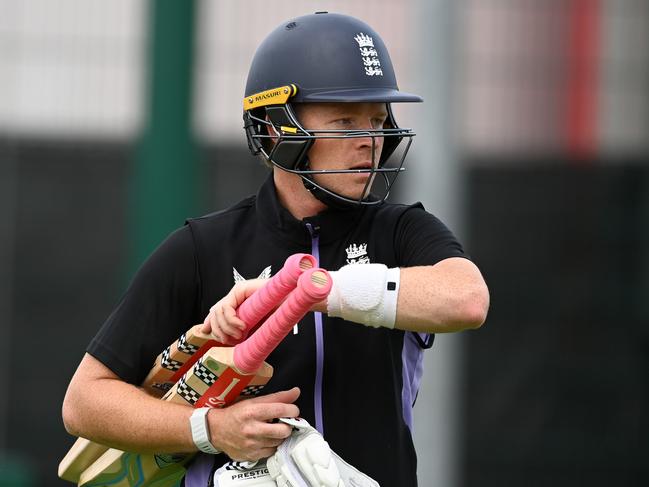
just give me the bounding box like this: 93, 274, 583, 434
234, 268, 332, 373
236, 253, 317, 330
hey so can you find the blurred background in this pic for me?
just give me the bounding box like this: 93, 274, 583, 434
0, 0, 647, 485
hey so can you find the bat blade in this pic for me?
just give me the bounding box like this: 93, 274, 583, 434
77, 449, 187, 487
58, 438, 112, 483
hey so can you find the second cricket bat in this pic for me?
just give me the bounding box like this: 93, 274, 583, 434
58, 253, 317, 483
77, 268, 332, 487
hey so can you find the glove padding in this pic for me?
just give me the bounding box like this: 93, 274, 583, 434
267, 418, 380, 487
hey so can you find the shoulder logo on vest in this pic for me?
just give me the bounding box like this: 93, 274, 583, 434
233, 265, 271, 284
345, 243, 370, 264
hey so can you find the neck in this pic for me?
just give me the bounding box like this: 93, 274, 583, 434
273, 169, 327, 220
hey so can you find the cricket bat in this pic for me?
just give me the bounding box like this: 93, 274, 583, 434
77, 268, 332, 487
58, 253, 317, 483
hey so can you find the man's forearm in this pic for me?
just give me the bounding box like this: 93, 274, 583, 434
62, 354, 195, 454
315, 258, 489, 333
395, 259, 489, 333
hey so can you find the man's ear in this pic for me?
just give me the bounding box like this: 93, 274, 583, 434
265, 115, 280, 143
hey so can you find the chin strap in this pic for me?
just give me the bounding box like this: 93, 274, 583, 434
300, 175, 359, 211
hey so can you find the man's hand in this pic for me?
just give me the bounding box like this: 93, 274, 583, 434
201, 278, 268, 344
208, 388, 301, 461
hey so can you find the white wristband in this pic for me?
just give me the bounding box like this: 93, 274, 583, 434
190, 407, 221, 454
327, 264, 400, 329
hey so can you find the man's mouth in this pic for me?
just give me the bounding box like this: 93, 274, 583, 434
349, 162, 373, 171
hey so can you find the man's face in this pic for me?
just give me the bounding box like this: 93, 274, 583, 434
294, 102, 388, 201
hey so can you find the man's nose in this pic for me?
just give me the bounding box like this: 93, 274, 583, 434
352, 119, 377, 145
353, 133, 382, 164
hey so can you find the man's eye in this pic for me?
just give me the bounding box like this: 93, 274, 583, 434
372, 118, 387, 128
333, 118, 353, 126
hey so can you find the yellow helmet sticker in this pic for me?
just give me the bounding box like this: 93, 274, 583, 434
243, 84, 298, 110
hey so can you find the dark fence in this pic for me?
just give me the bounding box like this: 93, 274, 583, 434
464, 160, 649, 486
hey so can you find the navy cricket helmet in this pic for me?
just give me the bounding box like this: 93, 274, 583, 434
243, 11, 422, 207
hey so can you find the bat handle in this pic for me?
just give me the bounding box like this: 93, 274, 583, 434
236, 253, 317, 331
234, 269, 332, 373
